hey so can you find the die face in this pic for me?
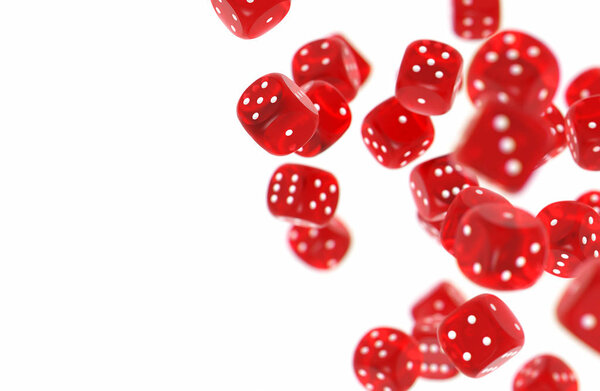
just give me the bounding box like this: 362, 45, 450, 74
412, 316, 459, 379
513, 355, 578, 391
565, 95, 600, 170
454, 204, 548, 290
411, 281, 466, 321
267, 164, 339, 226
409, 155, 479, 221
395, 40, 463, 116
211, 0, 291, 39
467, 30, 560, 114
540, 104, 567, 163
577, 190, 600, 214
437, 294, 525, 378
452, 0, 500, 40
238, 73, 318, 155
329, 34, 371, 85
362, 97, 434, 168
440, 186, 511, 254
565, 67, 600, 107
292, 37, 361, 101
296, 81, 351, 157
536, 201, 600, 278
353, 328, 423, 391
287, 217, 350, 269
557, 261, 600, 353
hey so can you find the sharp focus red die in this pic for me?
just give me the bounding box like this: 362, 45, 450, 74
537, 201, 600, 278
454, 203, 548, 290
267, 164, 339, 226
292, 37, 361, 101
466, 30, 560, 114
210, 0, 291, 39
540, 104, 568, 163
329, 34, 371, 86
409, 155, 478, 222
362, 97, 435, 168
577, 190, 600, 214
395, 40, 463, 116
411, 281, 466, 321
513, 354, 578, 391
557, 260, 600, 353
565, 95, 600, 170
437, 294, 525, 378
238, 73, 318, 155
287, 217, 350, 269
353, 327, 423, 391
452, 0, 500, 40
412, 315, 459, 379
566, 67, 600, 107
440, 186, 511, 255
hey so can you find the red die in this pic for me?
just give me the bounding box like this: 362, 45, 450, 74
411, 281, 466, 321
557, 261, 600, 354
329, 34, 371, 86
210, 0, 290, 39
409, 155, 478, 222
454, 99, 553, 192
537, 201, 600, 278
577, 190, 600, 214
292, 37, 361, 101
238, 73, 318, 156
353, 328, 423, 391
267, 164, 338, 226
362, 97, 434, 168
565, 95, 600, 170
395, 40, 463, 116
296, 81, 351, 157
513, 354, 578, 391
437, 294, 525, 378
412, 315, 459, 379
287, 217, 350, 270
466, 30, 560, 114
454, 203, 548, 290
540, 104, 567, 163
566, 67, 600, 107
440, 186, 510, 255
452, 0, 500, 40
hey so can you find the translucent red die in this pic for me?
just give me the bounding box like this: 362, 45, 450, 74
210, 0, 291, 39
412, 315, 459, 379
513, 354, 578, 391
411, 281, 466, 321
565, 67, 600, 107
565, 95, 600, 170
329, 34, 371, 86
452, 0, 500, 40
577, 190, 600, 214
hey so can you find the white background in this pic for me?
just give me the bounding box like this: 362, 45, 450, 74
1, 1, 599, 390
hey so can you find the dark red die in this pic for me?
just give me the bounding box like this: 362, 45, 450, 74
395, 40, 463, 116
362, 97, 434, 168
411, 281, 466, 321
540, 104, 567, 163
287, 217, 350, 270
437, 294, 525, 378
210, 0, 291, 39
412, 315, 459, 379
296, 81, 351, 157
537, 201, 600, 278
454, 203, 548, 290
466, 30, 560, 114
292, 37, 361, 101
452, 0, 500, 40
557, 260, 600, 354
353, 327, 423, 391
440, 186, 511, 255
329, 34, 371, 86
565, 95, 600, 170
577, 190, 600, 214
267, 164, 338, 226
513, 354, 578, 391
237, 73, 318, 156
566, 67, 600, 107
410, 155, 478, 221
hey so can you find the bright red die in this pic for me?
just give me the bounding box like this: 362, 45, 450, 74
513, 354, 578, 391
238, 73, 318, 156
353, 327, 423, 391
210, 0, 291, 39
440, 186, 510, 255
412, 315, 459, 379
395, 40, 463, 116
565, 95, 600, 170
267, 164, 338, 226
329, 34, 371, 86
437, 294, 525, 378
577, 190, 600, 214
466, 30, 560, 114
537, 201, 600, 278
296, 81, 351, 157
452, 0, 500, 40
540, 104, 567, 163
454, 203, 548, 290
411, 281, 466, 321
292, 37, 361, 101
566, 67, 600, 107
287, 217, 350, 270
362, 97, 434, 168
409, 155, 479, 221
557, 261, 600, 354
